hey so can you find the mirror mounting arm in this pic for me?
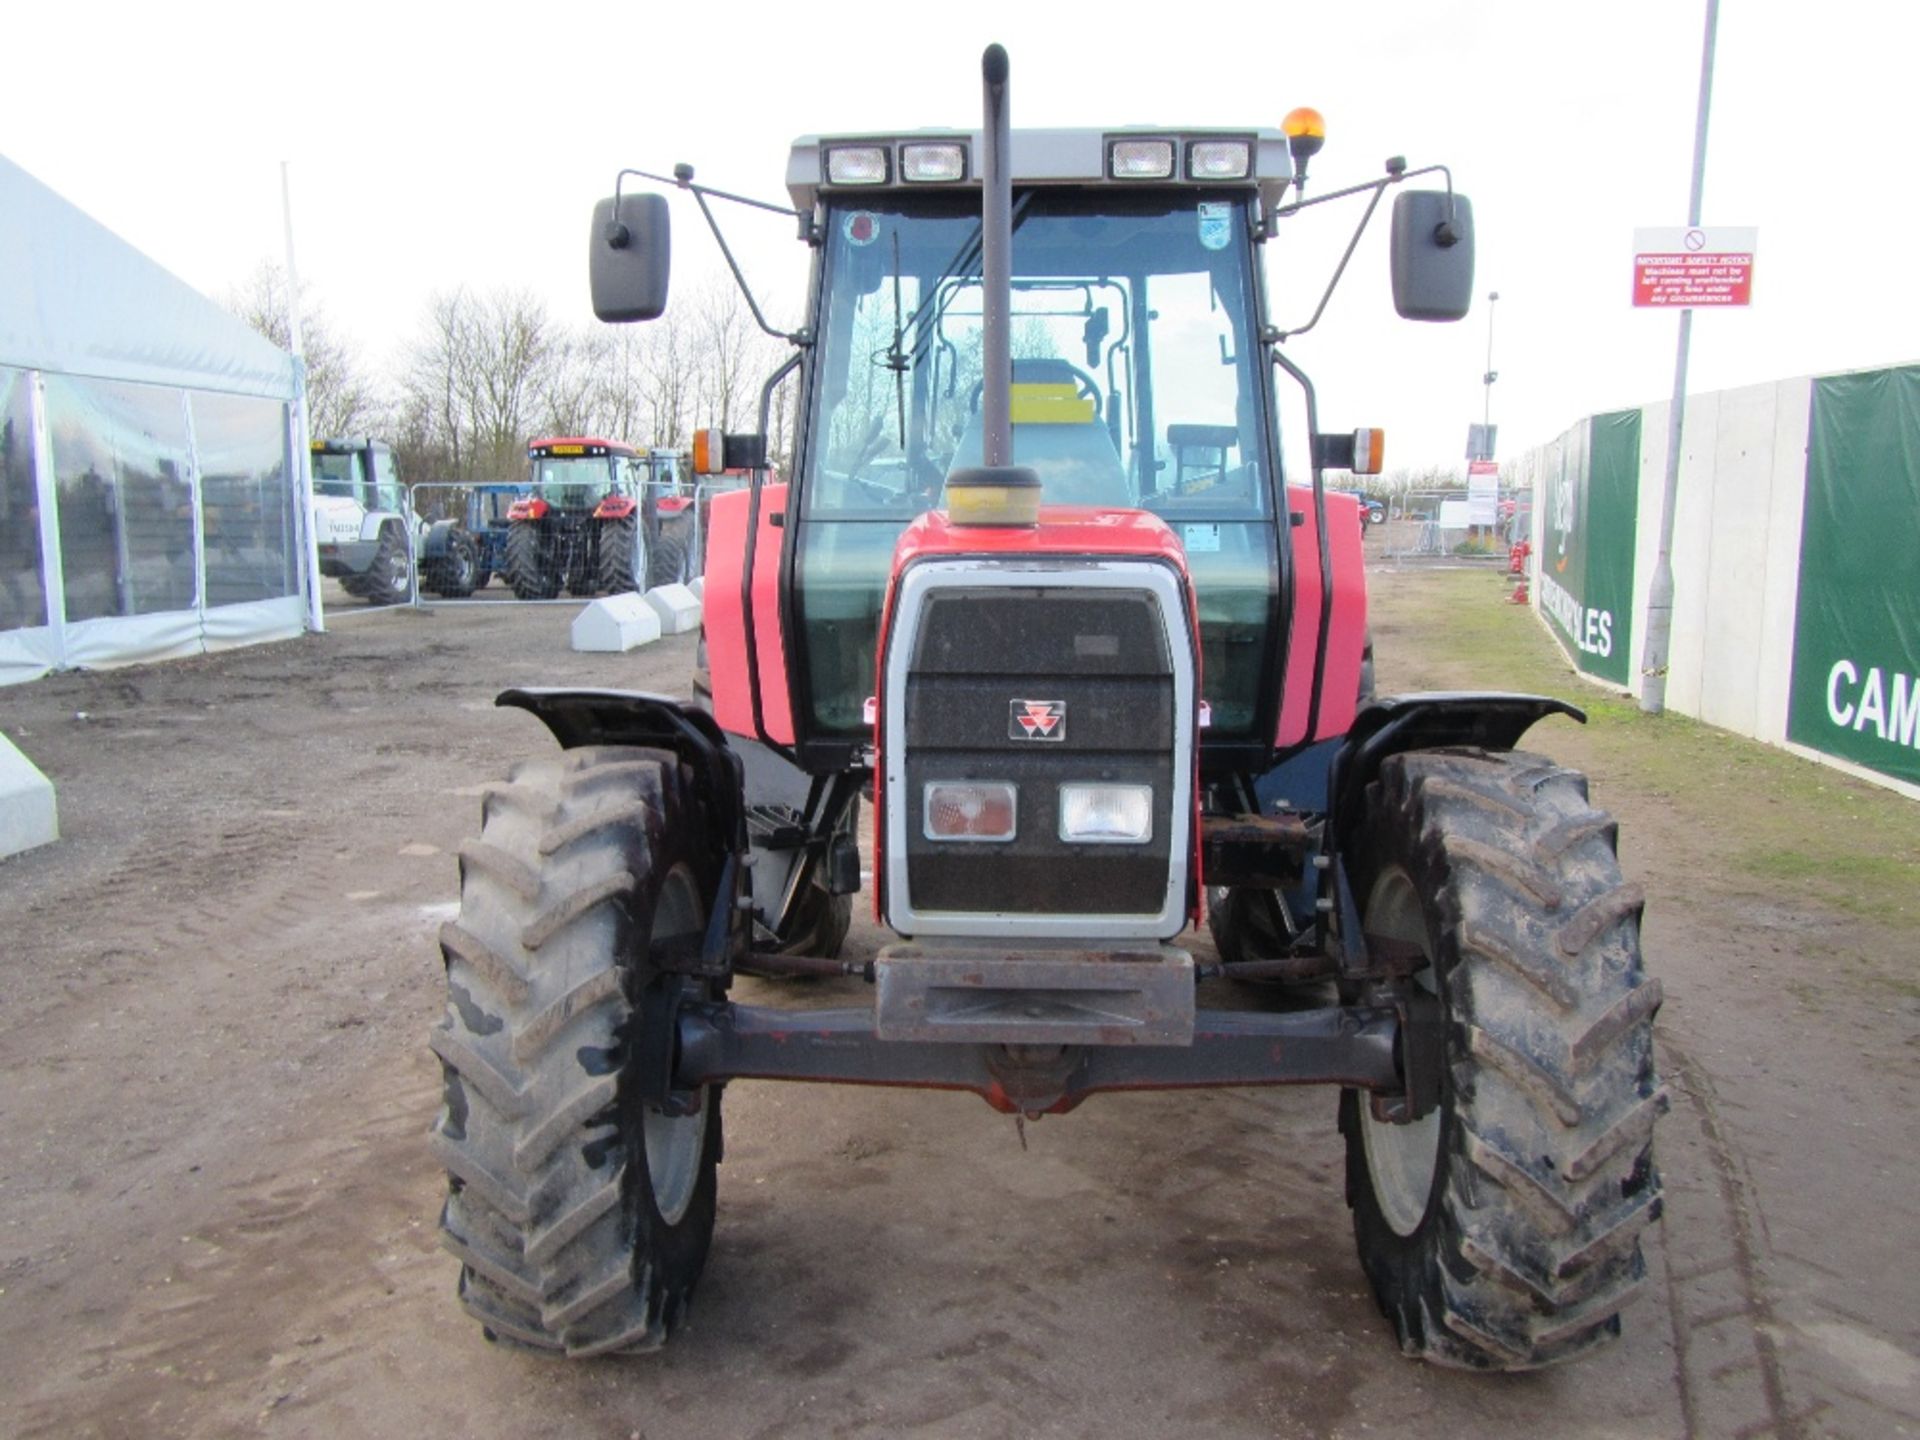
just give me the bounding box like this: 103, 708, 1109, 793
613, 166, 812, 348
1265, 160, 1456, 343
1271, 160, 1453, 224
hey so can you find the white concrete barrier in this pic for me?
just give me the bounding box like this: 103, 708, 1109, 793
0, 732, 58, 860
571, 593, 662, 653
643, 583, 702, 636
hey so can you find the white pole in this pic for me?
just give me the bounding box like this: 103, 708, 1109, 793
283, 160, 325, 634
1640, 0, 1719, 714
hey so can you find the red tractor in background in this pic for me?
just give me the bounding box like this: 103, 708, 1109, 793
505, 437, 692, 599
430, 48, 1663, 1371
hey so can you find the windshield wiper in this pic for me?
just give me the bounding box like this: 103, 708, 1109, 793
887, 231, 907, 446
878, 191, 1037, 379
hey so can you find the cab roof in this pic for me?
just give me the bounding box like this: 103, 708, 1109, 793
528, 436, 638, 457
786, 126, 1294, 217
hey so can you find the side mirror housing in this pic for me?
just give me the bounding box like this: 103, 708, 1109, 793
1389, 190, 1474, 321
589, 192, 671, 322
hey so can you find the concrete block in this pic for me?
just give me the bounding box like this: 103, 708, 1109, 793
571, 593, 662, 653
643, 583, 702, 636
689, 574, 705, 602
0, 731, 58, 860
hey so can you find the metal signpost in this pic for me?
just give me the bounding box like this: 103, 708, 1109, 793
1640, 0, 1736, 716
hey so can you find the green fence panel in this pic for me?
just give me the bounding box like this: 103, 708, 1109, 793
1540, 409, 1639, 686
1787, 365, 1920, 786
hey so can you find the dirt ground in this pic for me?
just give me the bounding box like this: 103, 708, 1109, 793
1, 570, 1915, 1439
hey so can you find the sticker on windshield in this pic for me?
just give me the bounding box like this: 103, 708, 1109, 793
1197, 202, 1232, 252
844, 211, 880, 246
1184, 523, 1222, 553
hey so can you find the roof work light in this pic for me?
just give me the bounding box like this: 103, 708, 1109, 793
901, 142, 967, 181
826, 145, 889, 185
1187, 140, 1252, 180
1108, 138, 1176, 180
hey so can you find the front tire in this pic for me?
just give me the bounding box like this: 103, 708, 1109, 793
430, 746, 722, 1355
597, 515, 643, 596
645, 529, 688, 591
1341, 747, 1666, 1369
506, 523, 559, 601
429, 531, 479, 598
362, 523, 413, 606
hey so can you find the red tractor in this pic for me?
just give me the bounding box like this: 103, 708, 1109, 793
505, 437, 690, 599
430, 49, 1663, 1370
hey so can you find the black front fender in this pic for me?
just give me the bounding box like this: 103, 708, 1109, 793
497, 688, 746, 854
1328, 691, 1584, 848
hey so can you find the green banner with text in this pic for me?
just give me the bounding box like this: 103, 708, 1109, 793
1787, 365, 1920, 787
1539, 410, 1639, 686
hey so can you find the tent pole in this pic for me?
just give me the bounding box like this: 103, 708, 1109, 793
282, 160, 324, 635
27, 372, 68, 670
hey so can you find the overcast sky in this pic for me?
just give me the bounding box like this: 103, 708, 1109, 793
7, 0, 1914, 471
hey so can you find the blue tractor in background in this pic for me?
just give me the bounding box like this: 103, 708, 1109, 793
463, 483, 525, 590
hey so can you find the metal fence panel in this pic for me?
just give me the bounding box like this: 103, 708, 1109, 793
318, 477, 733, 615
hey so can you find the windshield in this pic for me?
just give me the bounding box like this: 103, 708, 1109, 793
792, 190, 1282, 742
530, 455, 619, 508
804, 190, 1271, 518
310, 449, 404, 512
311, 451, 361, 499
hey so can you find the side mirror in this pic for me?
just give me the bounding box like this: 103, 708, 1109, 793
1389, 190, 1475, 321
589, 192, 671, 322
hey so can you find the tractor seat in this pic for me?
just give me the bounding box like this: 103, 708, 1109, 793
947, 373, 1132, 508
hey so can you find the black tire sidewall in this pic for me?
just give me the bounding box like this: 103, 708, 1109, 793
444, 532, 477, 596
507, 522, 559, 600
598, 515, 640, 595
365, 523, 411, 605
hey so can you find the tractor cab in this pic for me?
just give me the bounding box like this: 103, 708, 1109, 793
783, 139, 1296, 764
310, 436, 403, 513
517, 437, 639, 517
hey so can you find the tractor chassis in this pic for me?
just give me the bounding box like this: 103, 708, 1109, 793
669, 993, 1411, 1118
496, 685, 1564, 1125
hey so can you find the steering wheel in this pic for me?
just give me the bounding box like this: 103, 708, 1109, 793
967, 361, 1103, 415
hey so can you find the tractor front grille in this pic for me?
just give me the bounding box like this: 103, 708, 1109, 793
882, 559, 1195, 941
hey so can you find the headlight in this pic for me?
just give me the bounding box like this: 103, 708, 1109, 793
924, 781, 1017, 842
1187, 140, 1251, 180
901, 142, 967, 182
826, 145, 890, 185
1108, 139, 1175, 180
1058, 784, 1153, 844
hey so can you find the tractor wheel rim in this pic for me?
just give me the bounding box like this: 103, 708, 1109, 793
1359, 866, 1442, 1238
643, 865, 707, 1226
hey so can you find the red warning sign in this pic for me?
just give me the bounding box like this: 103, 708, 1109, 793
1633, 226, 1757, 308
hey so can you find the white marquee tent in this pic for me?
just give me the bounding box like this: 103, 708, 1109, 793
1, 154, 315, 685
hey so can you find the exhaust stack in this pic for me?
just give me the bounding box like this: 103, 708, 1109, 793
945, 42, 1041, 526
980, 42, 1013, 469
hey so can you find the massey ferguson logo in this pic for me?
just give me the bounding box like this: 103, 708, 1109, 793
1010, 699, 1066, 741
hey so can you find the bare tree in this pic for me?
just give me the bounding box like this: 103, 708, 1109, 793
640, 308, 695, 448
691, 281, 763, 434
401, 287, 573, 483
227, 262, 376, 438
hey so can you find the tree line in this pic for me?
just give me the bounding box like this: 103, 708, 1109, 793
229, 265, 798, 488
